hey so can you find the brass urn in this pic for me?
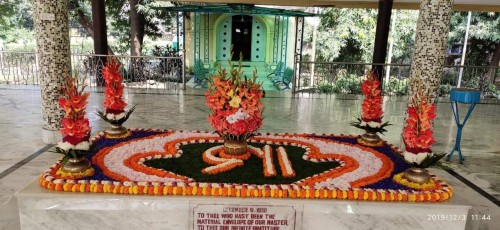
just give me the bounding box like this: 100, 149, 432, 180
224, 140, 248, 156
403, 167, 431, 184
106, 124, 128, 137
62, 157, 91, 173
359, 131, 382, 146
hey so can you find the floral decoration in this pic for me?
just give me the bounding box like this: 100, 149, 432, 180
97, 57, 136, 125
40, 129, 453, 202
56, 74, 91, 158
402, 85, 446, 167
351, 72, 390, 134
205, 55, 263, 142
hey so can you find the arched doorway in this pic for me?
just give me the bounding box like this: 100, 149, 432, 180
217, 15, 266, 62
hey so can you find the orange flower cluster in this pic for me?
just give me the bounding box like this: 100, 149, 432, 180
93, 132, 191, 182
361, 72, 383, 122
102, 58, 126, 114
59, 75, 90, 145
205, 66, 263, 140
262, 145, 276, 177
403, 94, 436, 153
201, 146, 245, 175
276, 147, 296, 178
41, 166, 452, 202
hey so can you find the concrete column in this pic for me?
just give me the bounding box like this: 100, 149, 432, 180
408, 0, 454, 103
33, 0, 71, 144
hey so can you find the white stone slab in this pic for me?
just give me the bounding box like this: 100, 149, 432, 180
16, 180, 470, 230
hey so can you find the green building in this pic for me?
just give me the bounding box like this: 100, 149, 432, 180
163, 4, 315, 90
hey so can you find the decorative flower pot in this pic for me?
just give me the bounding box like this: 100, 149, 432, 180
359, 131, 382, 146
62, 157, 91, 173
403, 167, 431, 184
106, 124, 128, 137
224, 140, 248, 156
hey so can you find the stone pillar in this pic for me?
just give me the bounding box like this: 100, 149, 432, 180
408, 0, 454, 103
33, 0, 71, 144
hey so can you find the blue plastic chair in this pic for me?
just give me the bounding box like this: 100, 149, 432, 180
447, 88, 480, 164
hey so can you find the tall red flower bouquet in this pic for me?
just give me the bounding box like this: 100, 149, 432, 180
205, 57, 263, 141
97, 58, 136, 126
351, 72, 390, 134
402, 88, 445, 167
56, 75, 91, 158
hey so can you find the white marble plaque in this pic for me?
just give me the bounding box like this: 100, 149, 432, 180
40, 13, 55, 21
192, 204, 296, 230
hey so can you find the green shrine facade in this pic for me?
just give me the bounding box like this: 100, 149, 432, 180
160, 4, 315, 90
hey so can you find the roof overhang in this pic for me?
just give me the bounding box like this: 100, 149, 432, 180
165, 0, 500, 12
157, 4, 317, 16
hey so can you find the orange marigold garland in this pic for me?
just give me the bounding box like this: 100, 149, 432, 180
402, 85, 446, 167
97, 58, 136, 125
351, 72, 390, 134
205, 53, 263, 142
56, 74, 91, 158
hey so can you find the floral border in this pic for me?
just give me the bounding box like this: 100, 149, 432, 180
39, 129, 453, 202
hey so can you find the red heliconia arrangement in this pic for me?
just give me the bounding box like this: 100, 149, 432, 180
103, 58, 126, 115
351, 72, 390, 145
97, 58, 135, 129
56, 75, 91, 158
402, 87, 445, 167
361, 72, 383, 124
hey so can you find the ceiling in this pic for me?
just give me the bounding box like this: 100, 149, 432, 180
167, 0, 500, 12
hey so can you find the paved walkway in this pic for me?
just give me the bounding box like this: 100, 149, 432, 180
0, 85, 498, 229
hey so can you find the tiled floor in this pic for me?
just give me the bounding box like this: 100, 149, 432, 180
0, 85, 498, 229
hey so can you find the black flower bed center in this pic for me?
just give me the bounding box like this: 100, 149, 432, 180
143, 143, 340, 185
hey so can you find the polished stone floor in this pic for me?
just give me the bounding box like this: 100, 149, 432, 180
0, 85, 498, 229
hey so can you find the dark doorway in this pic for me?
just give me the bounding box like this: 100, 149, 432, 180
231, 15, 253, 61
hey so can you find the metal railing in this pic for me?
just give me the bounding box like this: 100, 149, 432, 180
1, 50, 498, 96
294, 61, 500, 96
0, 51, 39, 85
0, 51, 185, 90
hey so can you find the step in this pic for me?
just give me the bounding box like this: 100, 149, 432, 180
17, 179, 470, 230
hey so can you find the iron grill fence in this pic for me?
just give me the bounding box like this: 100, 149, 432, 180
1, 50, 498, 97
294, 61, 500, 97
0, 51, 185, 90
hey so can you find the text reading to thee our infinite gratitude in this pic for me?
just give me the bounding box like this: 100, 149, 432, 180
193, 204, 296, 230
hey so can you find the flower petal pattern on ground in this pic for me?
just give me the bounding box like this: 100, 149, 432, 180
40, 129, 453, 202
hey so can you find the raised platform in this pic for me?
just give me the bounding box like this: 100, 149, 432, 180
17, 180, 470, 230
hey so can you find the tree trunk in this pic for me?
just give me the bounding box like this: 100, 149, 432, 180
129, 0, 146, 82
68, 0, 114, 55
129, 0, 143, 56
485, 41, 500, 86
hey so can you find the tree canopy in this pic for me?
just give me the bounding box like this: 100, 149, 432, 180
0, 0, 33, 43
311, 8, 418, 64
448, 12, 500, 91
